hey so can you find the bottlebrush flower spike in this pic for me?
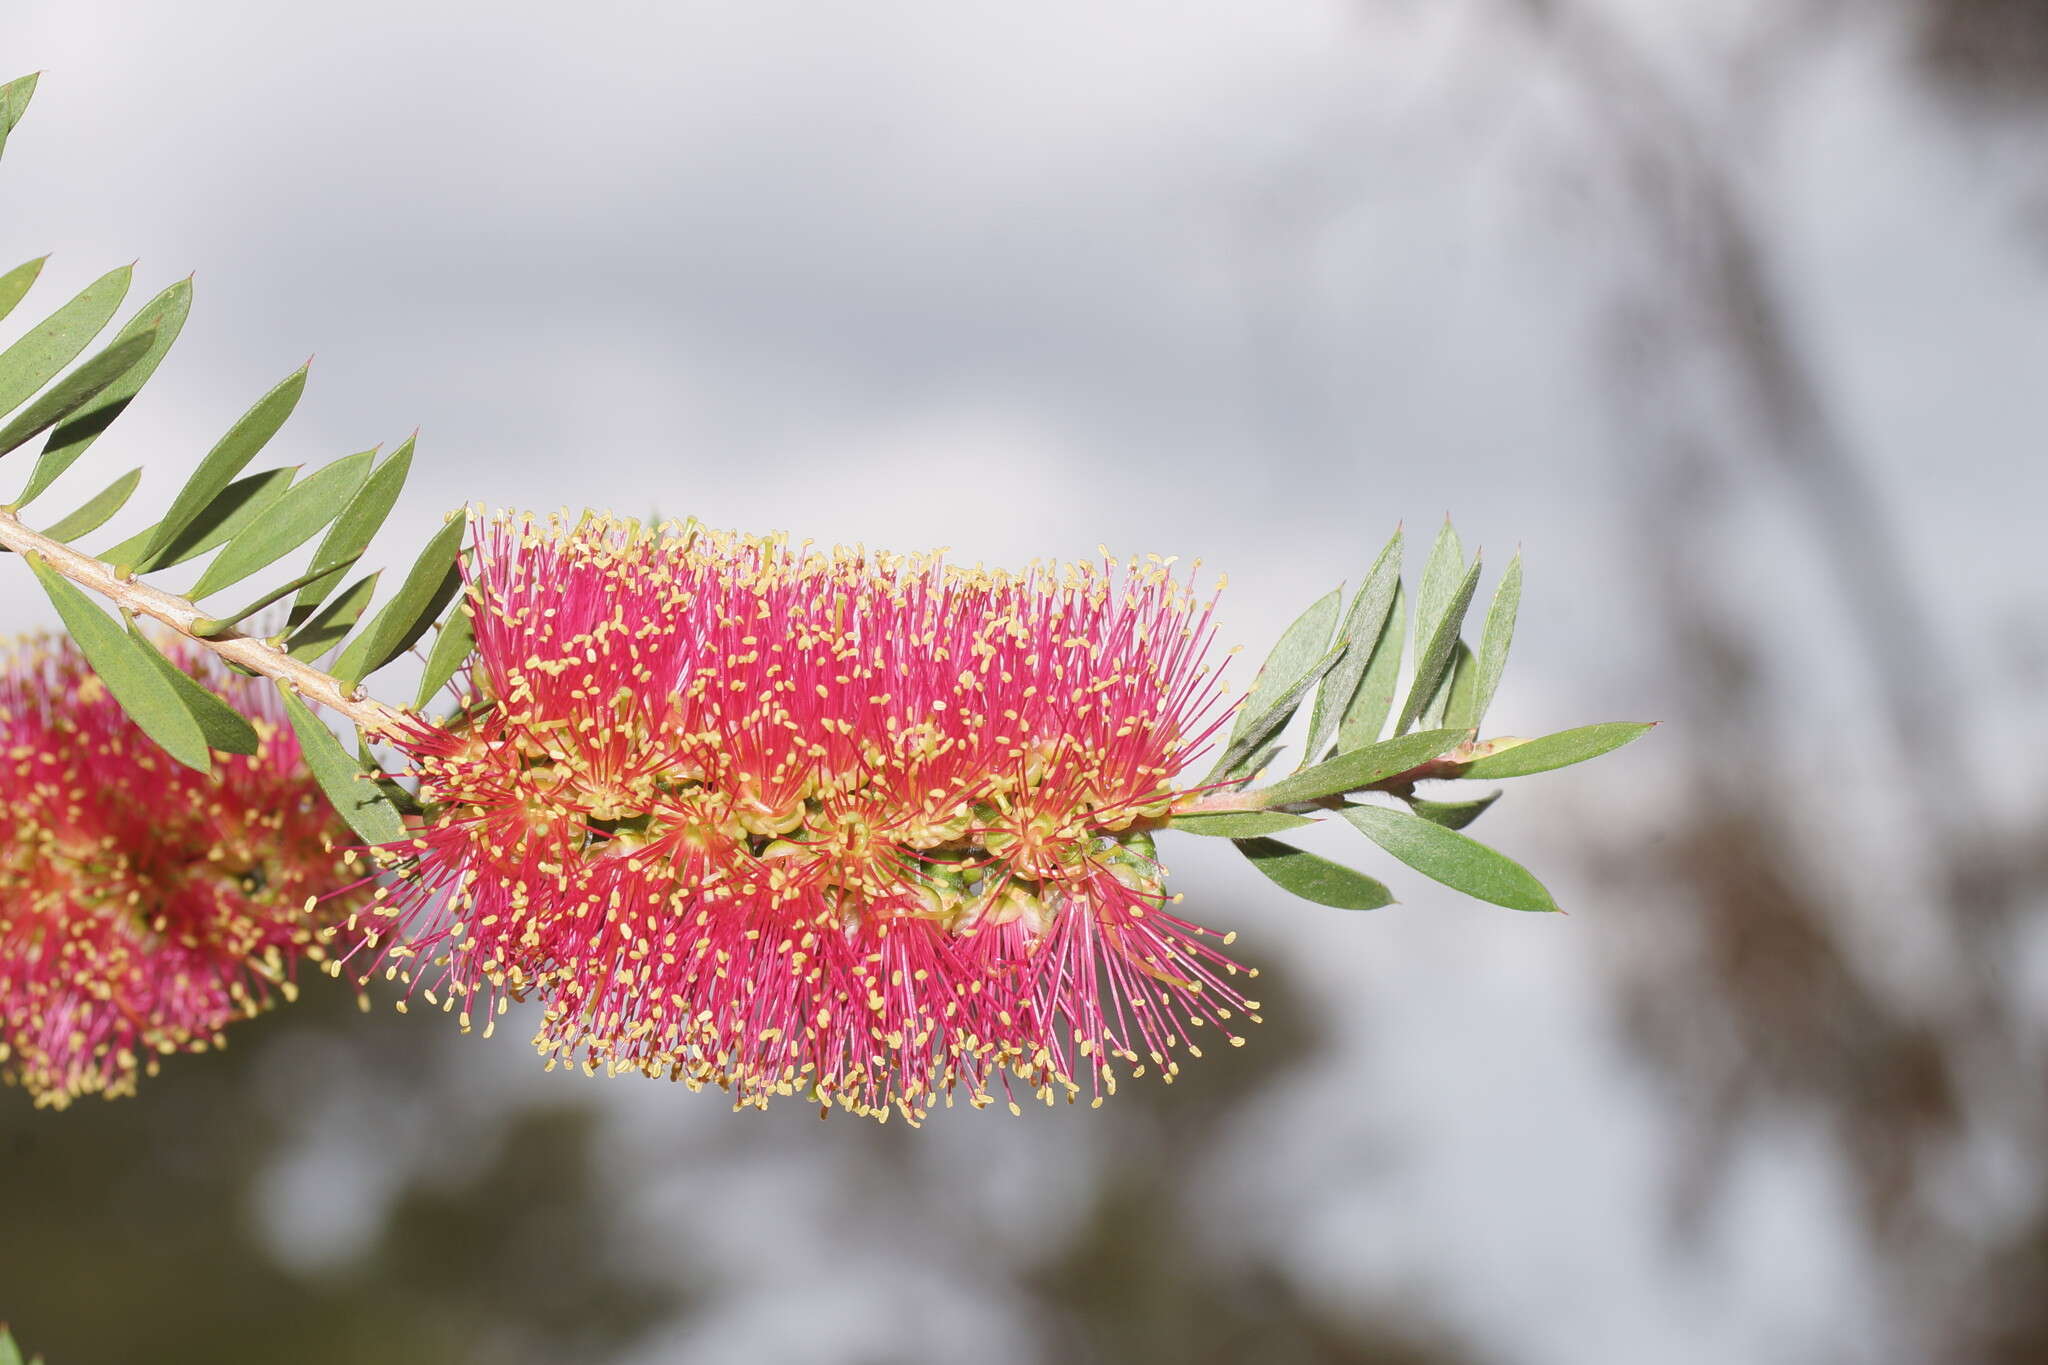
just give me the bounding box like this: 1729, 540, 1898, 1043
354, 511, 1258, 1122
0, 635, 364, 1108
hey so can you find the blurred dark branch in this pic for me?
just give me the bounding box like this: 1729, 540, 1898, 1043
1469, 1, 2048, 1354
1503, 0, 1961, 789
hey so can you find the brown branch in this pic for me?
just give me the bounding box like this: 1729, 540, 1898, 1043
0, 506, 405, 736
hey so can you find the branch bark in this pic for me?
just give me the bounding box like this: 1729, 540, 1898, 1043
0, 507, 404, 736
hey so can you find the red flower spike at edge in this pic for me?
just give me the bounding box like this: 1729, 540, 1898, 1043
355, 511, 1261, 1123
0, 635, 367, 1108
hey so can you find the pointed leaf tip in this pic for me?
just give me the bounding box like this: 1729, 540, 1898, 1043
190, 448, 376, 599
0, 264, 135, 429
1210, 586, 1345, 778
139, 365, 309, 569
276, 685, 407, 846
1339, 802, 1558, 912
1304, 527, 1403, 765
1234, 836, 1395, 911
1397, 556, 1481, 737
332, 511, 466, 684
18, 276, 195, 506
1456, 722, 1655, 780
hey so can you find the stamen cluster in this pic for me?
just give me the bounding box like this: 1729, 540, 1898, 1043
0, 635, 361, 1107
363, 512, 1260, 1121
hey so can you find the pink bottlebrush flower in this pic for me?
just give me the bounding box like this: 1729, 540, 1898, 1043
0, 634, 364, 1108
361, 511, 1261, 1122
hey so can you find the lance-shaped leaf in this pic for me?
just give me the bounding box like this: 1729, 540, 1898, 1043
332, 512, 466, 684
294, 436, 413, 614
1339, 802, 1558, 912
1438, 641, 1478, 732
284, 570, 380, 659
1254, 726, 1467, 808
414, 601, 476, 708
124, 622, 260, 756
1304, 527, 1402, 765
191, 561, 351, 637
277, 686, 407, 845
1456, 722, 1655, 779
38, 465, 140, 541
1470, 551, 1521, 729
26, 555, 210, 773
1209, 587, 1343, 778
1414, 521, 1463, 638
1210, 643, 1342, 780
189, 449, 375, 599
0, 328, 155, 458
1234, 837, 1394, 911
104, 465, 297, 571
137, 363, 307, 570
17, 278, 193, 506
1166, 810, 1316, 839
355, 735, 425, 818
1394, 558, 1481, 737
0, 70, 39, 159
0, 264, 131, 419
0, 1323, 23, 1365
1406, 791, 1500, 831
1336, 579, 1405, 752
0, 255, 47, 325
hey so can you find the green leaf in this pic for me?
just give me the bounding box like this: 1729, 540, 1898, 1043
1456, 722, 1656, 780
138, 363, 308, 570
1224, 587, 1341, 746
332, 512, 466, 684
0, 263, 131, 419
1394, 558, 1481, 737
355, 736, 424, 817
191, 561, 351, 637
1439, 641, 1478, 732
1166, 810, 1315, 838
1338, 802, 1558, 912
125, 623, 260, 755
1414, 520, 1463, 642
0, 1323, 23, 1365
18, 278, 193, 506
1211, 587, 1343, 778
26, 555, 210, 772
107, 465, 297, 571
0, 328, 157, 460
1233, 837, 1394, 911
1470, 551, 1521, 729
1216, 739, 1284, 789
0, 255, 48, 325
1209, 643, 1343, 780
190, 449, 375, 599
296, 436, 413, 613
0, 70, 39, 159
1406, 791, 1500, 831
1254, 726, 1466, 808
284, 571, 380, 659
414, 600, 476, 708
39, 465, 141, 541
1304, 527, 1403, 765
276, 686, 407, 845
1336, 580, 1405, 751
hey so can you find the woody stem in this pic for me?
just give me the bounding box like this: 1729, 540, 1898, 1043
0, 507, 404, 735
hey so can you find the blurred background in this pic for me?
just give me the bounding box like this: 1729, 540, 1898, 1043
1, 2, 2044, 1361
